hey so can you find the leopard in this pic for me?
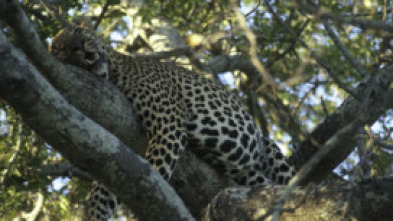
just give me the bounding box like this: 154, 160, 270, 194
49, 25, 296, 221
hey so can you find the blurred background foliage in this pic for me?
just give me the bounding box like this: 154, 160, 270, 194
1, 0, 393, 220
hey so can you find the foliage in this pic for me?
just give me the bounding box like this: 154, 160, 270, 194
0, 0, 392, 219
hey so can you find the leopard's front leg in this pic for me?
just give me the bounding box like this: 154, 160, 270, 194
83, 101, 187, 221
137, 90, 188, 181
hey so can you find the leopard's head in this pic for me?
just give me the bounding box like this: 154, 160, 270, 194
49, 26, 109, 79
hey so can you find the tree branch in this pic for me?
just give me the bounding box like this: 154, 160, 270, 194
1, 0, 148, 154
262, 0, 393, 185
264, 0, 359, 99
272, 119, 362, 219
290, 66, 393, 185
295, 0, 393, 33
204, 179, 393, 221
21, 192, 45, 221
2, 1, 393, 220
0, 30, 194, 221
40, 162, 93, 180
230, 1, 278, 91
0, 1, 232, 217
0, 121, 23, 188
322, 20, 367, 78
93, 0, 111, 30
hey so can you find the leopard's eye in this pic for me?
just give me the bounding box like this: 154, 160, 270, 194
85, 52, 96, 60
72, 39, 85, 51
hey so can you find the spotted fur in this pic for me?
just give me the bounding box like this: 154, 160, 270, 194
50, 26, 296, 221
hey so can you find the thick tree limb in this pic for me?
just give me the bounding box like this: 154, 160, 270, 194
0, 31, 194, 221
2, 1, 393, 220
0, 1, 231, 217
204, 179, 393, 221
261, 0, 393, 187
40, 162, 93, 180
271, 120, 362, 220
1, 0, 148, 154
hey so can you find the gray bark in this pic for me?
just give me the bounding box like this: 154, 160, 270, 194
204, 179, 393, 221
0, 30, 194, 221
1, 0, 232, 216
2, 1, 393, 221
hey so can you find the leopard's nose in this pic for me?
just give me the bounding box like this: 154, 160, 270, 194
85, 52, 97, 61
97, 52, 107, 62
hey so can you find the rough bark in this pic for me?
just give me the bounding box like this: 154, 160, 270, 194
2, 1, 393, 220
0, 0, 233, 216
0, 31, 194, 221
204, 179, 393, 221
